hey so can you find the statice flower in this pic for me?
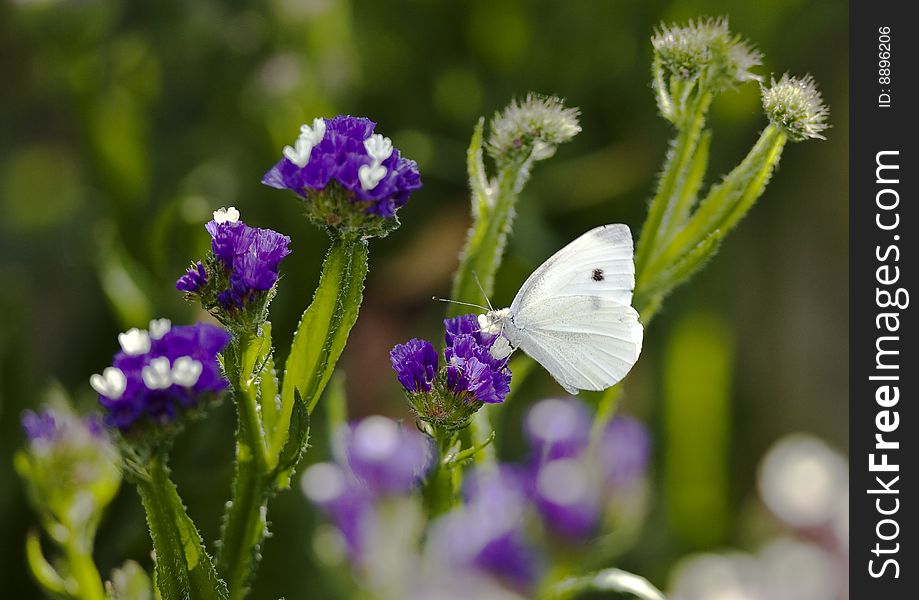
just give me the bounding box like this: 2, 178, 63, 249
524, 397, 592, 462
344, 415, 432, 495
521, 398, 651, 540
301, 415, 432, 559
600, 415, 652, 489
262, 116, 422, 237
390, 314, 512, 430
15, 404, 121, 536
430, 468, 542, 592
90, 319, 231, 434
177, 207, 290, 331
533, 458, 602, 539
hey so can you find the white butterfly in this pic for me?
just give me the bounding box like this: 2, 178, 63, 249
477, 224, 643, 394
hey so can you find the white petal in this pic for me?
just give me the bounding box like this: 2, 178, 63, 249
142, 357, 172, 390
213, 206, 241, 224
363, 134, 393, 163
172, 356, 203, 387
118, 328, 151, 356
148, 318, 172, 340
91, 367, 126, 399
358, 163, 387, 190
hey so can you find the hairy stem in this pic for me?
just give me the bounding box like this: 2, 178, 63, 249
135, 454, 227, 600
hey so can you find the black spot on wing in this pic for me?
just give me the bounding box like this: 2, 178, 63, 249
592, 268, 604, 282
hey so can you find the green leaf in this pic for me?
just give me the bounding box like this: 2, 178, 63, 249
275, 236, 368, 458
272, 391, 310, 487
135, 455, 228, 600
546, 568, 666, 600
255, 324, 281, 437
651, 125, 786, 276
639, 229, 722, 307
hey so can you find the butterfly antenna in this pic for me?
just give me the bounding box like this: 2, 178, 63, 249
471, 272, 494, 311
431, 297, 490, 312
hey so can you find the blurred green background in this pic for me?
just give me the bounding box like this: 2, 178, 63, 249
0, 0, 846, 596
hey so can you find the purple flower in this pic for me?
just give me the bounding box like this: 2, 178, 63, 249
533, 458, 601, 539
431, 468, 541, 591
176, 261, 207, 293
300, 462, 374, 558
344, 416, 432, 495
390, 339, 438, 393
525, 398, 592, 462
444, 333, 511, 404
22, 410, 58, 442
22, 409, 107, 444
391, 315, 512, 428
599, 415, 651, 488
193, 208, 291, 310
262, 116, 422, 219
444, 313, 495, 347
92, 320, 231, 432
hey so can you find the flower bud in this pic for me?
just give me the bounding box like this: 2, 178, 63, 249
487, 94, 580, 168
761, 74, 830, 142
15, 405, 121, 535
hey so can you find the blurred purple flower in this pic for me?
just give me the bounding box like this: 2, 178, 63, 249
524, 398, 592, 462
533, 458, 601, 539
344, 416, 432, 495
599, 415, 651, 488
300, 462, 374, 558
431, 468, 541, 591
22, 410, 58, 442
92, 320, 231, 432
262, 116, 422, 218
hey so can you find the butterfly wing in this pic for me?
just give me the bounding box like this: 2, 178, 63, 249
509, 224, 635, 313
506, 224, 642, 393
511, 295, 643, 394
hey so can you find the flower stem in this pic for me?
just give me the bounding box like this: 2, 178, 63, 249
62, 536, 106, 600
634, 91, 712, 282
423, 426, 459, 516
217, 334, 271, 600
449, 120, 529, 314
135, 453, 228, 600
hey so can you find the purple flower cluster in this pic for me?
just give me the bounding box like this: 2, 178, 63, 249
22, 408, 104, 444
390, 314, 512, 412
301, 415, 432, 558
177, 207, 291, 315
524, 398, 651, 539
90, 320, 231, 432
430, 468, 542, 592
263, 116, 421, 219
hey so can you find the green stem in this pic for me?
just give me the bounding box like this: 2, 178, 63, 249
423, 427, 458, 516
588, 384, 623, 449
642, 125, 787, 288
62, 536, 105, 600
450, 121, 531, 312
634, 91, 712, 281
217, 335, 270, 600
135, 454, 227, 600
